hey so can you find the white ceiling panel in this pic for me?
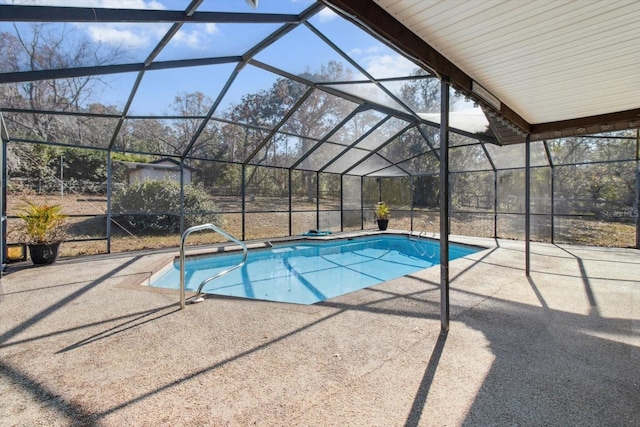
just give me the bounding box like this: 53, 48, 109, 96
373, 0, 640, 125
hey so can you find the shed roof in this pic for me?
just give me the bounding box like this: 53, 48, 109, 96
120, 158, 195, 172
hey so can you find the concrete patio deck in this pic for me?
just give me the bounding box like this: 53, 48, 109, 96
1, 234, 638, 426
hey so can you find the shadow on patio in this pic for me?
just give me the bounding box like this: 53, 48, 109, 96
0, 238, 638, 425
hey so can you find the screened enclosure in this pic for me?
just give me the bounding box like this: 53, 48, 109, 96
1, 0, 639, 260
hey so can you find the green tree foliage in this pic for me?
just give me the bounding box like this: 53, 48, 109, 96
244, 166, 289, 199
112, 180, 223, 233
413, 175, 439, 208
397, 73, 441, 114
189, 160, 242, 196
9, 144, 107, 193
548, 134, 636, 216
547, 134, 636, 165
555, 163, 635, 217
2, 23, 122, 190
222, 61, 362, 200
224, 78, 308, 192
318, 173, 341, 209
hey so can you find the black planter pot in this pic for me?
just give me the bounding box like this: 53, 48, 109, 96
28, 242, 61, 265
376, 219, 389, 231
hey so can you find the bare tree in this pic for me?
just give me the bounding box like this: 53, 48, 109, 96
2, 23, 124, 141
170, 91, 218, 157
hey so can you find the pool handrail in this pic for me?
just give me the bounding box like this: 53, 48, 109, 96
409, 219, 437, 258
179, 223, 248, 309
411, 219, 432, 241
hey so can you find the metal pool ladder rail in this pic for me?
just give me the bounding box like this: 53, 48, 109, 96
409, 219, 437, 258
410, 219, 433, 241
179, 223, 248, 309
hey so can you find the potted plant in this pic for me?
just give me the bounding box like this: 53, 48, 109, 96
16, 201, 67, 265
374, 201, 390, 231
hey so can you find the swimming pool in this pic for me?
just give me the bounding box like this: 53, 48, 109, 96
150, 235, 479, 305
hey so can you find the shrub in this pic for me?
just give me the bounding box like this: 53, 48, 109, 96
16, 201, 68, 244
374, 201, 390, 220
112, 179, 223, 233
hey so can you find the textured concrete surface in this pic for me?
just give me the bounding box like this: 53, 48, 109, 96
0, 233, 638, 426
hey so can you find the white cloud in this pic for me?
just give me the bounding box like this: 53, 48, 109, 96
348, 45, 418, 79
0, 0, 62, 4
365, 54, 416, 79
7, 0, 170, 50
81, 23, 217, 54
86, 25, 152, 49
98, 0, 165, 9
2, 0, 165, 7
171, 24, 219, 49
317, 7, 338, 23
80, 21, 171, 51
349, 45, 382, 57
204, 23, 219, 35
172, 29, 203, 49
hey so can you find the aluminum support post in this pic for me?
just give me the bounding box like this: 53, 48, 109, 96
439, 81, 450, 333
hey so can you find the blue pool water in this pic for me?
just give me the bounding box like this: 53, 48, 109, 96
150, 235, 479, 305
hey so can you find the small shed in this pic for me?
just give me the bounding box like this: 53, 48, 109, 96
125, 158, 194, 185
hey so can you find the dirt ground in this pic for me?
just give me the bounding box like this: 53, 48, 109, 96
6, 192, 637, 259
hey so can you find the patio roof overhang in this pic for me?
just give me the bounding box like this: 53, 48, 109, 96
327, 0, 640, 143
